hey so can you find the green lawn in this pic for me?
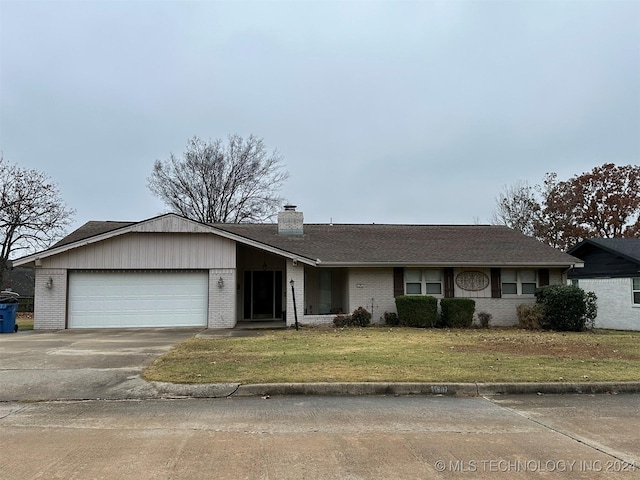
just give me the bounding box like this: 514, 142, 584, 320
143, 327, 640, 384
16, 313, 34, 331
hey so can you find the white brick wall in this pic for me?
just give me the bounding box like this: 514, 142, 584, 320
473, 297, 536, 327
34, 269, 67, 330
285, 260, 304, 327
346, 268, 396, 324
208, 269, 236, 329
575, 278, 640, 331
298, 267, 553, 327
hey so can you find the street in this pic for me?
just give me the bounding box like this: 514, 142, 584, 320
1, 394, 638, 479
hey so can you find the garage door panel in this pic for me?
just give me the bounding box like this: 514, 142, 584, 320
68, 272, 208, 328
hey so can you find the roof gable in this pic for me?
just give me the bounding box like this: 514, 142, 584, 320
15, 214, 582, 268
569, 238, 640, 265
568, 238, 640, 278
13, 214, 318, 267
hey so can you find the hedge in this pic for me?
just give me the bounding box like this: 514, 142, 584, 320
535, 285, 589, 331
395, 295, 438, 327
439, 298, 475, 328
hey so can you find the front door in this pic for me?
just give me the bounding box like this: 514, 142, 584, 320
243, 271, 283, 320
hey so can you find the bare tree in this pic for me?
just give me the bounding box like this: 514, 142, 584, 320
0, 155, 75, 287
490, 180, 541, 237
148, 134, 289, 223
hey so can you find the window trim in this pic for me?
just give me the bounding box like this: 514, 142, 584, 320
633, 278, 640, 306
404, 269, 444, 297
501, 269, 538, 296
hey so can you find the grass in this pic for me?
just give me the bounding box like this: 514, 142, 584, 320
16, 313, 34, 331
143, 327, 640, 384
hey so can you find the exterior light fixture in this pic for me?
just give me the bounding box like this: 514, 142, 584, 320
217, 276, 224, 288
46, 277, 53, 289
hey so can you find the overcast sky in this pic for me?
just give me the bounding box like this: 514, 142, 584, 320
1, 0, 638, 232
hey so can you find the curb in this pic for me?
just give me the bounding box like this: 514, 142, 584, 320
149, 381, 640, 399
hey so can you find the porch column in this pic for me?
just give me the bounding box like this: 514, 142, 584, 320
286, 259, 304, 327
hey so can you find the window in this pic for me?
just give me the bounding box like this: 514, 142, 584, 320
633, 278, 640, 305
501, 269, 537, 295
405, 270, 422, 294
520, 270, 537, 294
319, 271, 332, 314
405, 269, 443, 295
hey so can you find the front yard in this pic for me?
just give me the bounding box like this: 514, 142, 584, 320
143, 327, 640, 384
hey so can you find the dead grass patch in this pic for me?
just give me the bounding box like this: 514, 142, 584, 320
143, 327, 640, 384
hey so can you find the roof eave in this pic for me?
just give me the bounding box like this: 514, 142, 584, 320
315, 261, 584, 268
570, 239, 640, 266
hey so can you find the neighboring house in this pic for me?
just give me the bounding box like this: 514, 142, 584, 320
567, 238, 640, 331
13, 206, 582, 330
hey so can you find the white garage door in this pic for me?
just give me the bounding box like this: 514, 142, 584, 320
68, 271, 208, 328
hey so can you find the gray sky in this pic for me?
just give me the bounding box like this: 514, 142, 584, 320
1, 0, 638, 232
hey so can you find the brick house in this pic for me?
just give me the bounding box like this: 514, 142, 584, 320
14, 206, 582, 330
568, 238, 640, 331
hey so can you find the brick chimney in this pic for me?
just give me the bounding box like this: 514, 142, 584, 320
278, 205, 303, 235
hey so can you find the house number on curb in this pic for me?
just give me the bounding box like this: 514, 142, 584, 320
455, 271, 489, 291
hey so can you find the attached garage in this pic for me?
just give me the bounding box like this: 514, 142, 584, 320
68, 271, 209, 328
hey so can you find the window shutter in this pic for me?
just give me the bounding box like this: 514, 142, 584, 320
539, 268, 550, 287
393, 267, 404, 297
444, 267, 455, 298
491, 268, 501, 298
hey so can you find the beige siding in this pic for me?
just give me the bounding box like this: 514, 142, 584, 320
130, 215, 215, 234
453, 268, 492, 298
41, 233, 236, 269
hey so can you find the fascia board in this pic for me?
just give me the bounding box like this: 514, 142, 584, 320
315, 261, 584, 268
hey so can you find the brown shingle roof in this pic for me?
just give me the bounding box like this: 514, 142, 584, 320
49, 217, 580, 267
215, 223, 579, 266
51, 221, 135, 248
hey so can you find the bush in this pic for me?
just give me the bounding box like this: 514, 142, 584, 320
333, 307, 371, 328
383, 311, 400, 326
535, 285, 589, 331
333, 314, 351, 328
350, 306, 371, 327
517, 304, 545, 330
395, 296, 438, 327
439, 298, 475, 328
477, 311, 492, 329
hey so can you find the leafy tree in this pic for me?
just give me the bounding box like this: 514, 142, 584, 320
148, 134, 288, 223
492, 163, 640, 250
0, 155, 74, 287
537, 164, 640, 250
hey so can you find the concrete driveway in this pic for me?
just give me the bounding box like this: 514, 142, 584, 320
0, 328, 201, 401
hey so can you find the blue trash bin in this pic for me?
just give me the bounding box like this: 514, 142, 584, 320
0, 302, 18, 333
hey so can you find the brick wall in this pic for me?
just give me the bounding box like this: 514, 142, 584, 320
346, 268, 396, 324
34, 269, 67, 330
285, 260, 304, 327
575, 278, 640, 331
208, 268, 236, 328
473, 297, 536, 326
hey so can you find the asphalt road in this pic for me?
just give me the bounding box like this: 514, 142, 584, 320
1, 394, 638, 479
